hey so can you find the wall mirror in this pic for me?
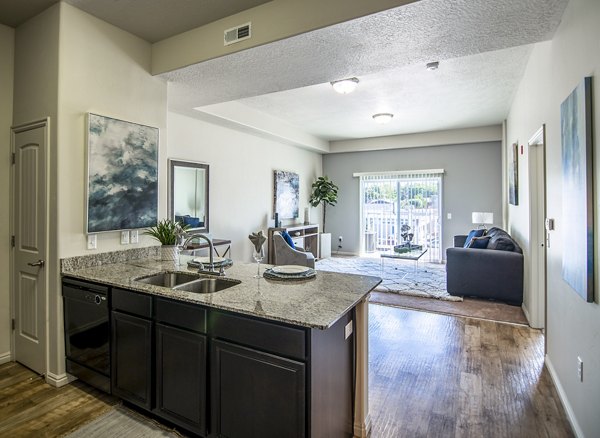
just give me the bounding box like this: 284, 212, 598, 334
169, 159, 209, 233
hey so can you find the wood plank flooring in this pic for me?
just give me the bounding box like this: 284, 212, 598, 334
0, 362, 116, 437
369, 304, 573, 438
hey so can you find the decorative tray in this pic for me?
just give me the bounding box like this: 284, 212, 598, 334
263, 265, 316, 281
187, 256, 233, 270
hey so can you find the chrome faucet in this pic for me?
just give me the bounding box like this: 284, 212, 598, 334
182, 233, 224, 276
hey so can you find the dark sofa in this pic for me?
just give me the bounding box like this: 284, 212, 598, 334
446, 227, 523, 305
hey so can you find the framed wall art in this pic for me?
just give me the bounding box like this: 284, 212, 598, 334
86, 113, 159, 233
508, 142, 519, 206
273, 170, 299, 220
560, 77, 594, 302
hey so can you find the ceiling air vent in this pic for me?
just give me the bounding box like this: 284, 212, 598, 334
224, 22, 251, 46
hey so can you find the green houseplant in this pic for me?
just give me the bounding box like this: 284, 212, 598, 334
144, 219, 189, 261
309, 176, 339, 259
309, 176, 339, 233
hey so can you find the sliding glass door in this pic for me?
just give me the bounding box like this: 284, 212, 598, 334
360, 170, 443, 262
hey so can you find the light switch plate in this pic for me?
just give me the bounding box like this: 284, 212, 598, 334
447, 213, 452, 220
344, 321, 353, 339
120, 231, 130, 245
130, 230, 139, 244
87, 234, 97, 250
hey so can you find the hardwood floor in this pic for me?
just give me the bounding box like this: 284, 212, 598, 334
0, 362, 116, 437
0, 305, 573, 438
369, 304, 573, 438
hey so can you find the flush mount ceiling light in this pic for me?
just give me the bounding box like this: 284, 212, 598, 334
426, 61, 440, 71
330, 77, 359, 94
372, 113, 394, 124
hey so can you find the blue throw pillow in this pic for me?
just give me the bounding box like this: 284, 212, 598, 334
280, 231, 295, 249
463, 229, 485, 248
468, 236, 490, 249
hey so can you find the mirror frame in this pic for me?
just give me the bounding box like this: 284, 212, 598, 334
168, 159, 209, 233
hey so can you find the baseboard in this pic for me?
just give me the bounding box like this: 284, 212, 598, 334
46, 371, 72, 388
353, 413, 371, 438
521, 304, 532, 326
0, 351, 12, 365
331, 251, 358, 257
545, 355, 583, 438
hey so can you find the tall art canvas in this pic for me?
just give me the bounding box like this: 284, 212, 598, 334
273, 170, 300, 220
561, 77, 594, 302
87, 113, 158, 233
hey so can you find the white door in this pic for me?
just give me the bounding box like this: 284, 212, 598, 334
12, 120, 48, 374
528, 126, 546, 330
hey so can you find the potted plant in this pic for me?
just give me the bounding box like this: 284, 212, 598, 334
144, 219, 189, 261
309, 176, 339, 259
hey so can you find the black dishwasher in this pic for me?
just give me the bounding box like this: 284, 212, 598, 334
62, 278, 110, 393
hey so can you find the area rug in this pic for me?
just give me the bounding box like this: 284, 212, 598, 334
369, 291, 529, 325
316, 255, 461, 301
65, 405, 185, 438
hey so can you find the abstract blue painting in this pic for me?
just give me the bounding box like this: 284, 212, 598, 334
561, 77, 594, 302
273, 170, 299, 219
87, 113, 158, 233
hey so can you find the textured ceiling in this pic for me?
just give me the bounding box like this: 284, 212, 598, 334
0, 0, 58, 27
224, 45, 533, 141
164, 0, 568, 141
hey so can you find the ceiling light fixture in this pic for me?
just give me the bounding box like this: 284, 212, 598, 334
372, 113, 394, 124
330, 77, 359, 94
426, 61, 439, 71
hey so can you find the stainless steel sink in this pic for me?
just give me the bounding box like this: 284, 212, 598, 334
173, 277, 241, 294
135, 272, 200, 287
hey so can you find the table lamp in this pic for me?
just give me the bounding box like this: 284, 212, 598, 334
472, 212, 493, 229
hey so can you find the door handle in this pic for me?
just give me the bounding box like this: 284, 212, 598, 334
27, 260, 45, 268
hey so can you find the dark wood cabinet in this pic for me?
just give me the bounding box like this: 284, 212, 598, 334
211, 339, 306, 438
155, 323, 207, 436
111, 311, 153, 409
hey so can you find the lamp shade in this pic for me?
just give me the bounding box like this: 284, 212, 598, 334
472, 212, 493, 225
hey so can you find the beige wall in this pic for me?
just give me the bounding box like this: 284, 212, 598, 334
13, 4, 60, 378
506, 0, 600, 435
168, 111, 322, 262
57, 3, 168, 257
0, 24, 14, 362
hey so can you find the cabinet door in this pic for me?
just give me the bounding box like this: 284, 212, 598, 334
111, 311, 152, 409
155, 323, 207, 436
212, 340, 305, 438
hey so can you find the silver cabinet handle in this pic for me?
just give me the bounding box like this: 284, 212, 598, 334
28, 260, 45, 268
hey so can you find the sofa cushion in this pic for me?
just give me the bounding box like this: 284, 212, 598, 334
468, 236, 490, 249
463, 229, 485, 248
280, 231, 295, 249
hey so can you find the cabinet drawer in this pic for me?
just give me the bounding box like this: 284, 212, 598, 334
211, 311, 306, 361
155, 298, 207, 333
112, 288, 152, 318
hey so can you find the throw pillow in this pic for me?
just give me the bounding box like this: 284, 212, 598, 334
468, 236, 490, 249
463, 229, 485, 248
487, 236, 515, 252
280, 231, 295, 249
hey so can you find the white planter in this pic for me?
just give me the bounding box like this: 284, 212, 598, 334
320, 233, 331, 259
161, 245, 178, 262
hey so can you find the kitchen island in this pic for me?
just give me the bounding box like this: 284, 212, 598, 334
62, 255, 381, 438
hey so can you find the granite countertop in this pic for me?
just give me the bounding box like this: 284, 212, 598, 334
62, 258, 381, 330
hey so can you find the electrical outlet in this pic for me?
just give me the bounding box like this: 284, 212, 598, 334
120, 231, 130, 245
87, 234, 97, 250
344, 321, 353, 339
577, 357, 583, 382
130, 230, 139, 244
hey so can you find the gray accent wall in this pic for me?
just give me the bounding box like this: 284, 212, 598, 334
322, 141, 502, 260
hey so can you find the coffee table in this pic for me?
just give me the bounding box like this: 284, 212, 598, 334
380, 248, 428, 277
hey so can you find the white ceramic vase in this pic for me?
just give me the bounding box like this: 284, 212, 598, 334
161, 245, 178, 262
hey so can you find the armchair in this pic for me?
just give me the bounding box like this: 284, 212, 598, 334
271, 232, 315, 268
